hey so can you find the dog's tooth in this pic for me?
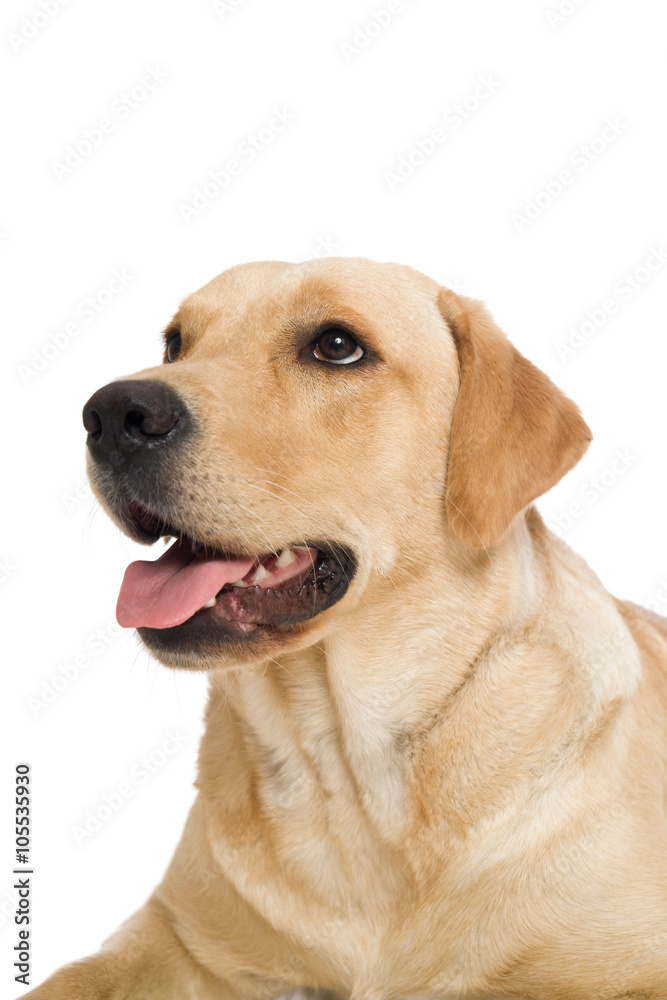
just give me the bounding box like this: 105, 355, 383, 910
231, 579, 248, 588
203, 597, 217, 609
275, 548, 296, 567
251, 564, 270, 582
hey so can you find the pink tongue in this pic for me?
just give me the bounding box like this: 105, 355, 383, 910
116, 540, 254, 629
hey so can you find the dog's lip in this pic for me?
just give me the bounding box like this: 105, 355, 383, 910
124, 499, 175, 543
137, 538, 357, 662
115, 499, 356, 636
121, 499, 319, 563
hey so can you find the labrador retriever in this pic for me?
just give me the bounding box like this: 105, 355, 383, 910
24, 258, 667, 999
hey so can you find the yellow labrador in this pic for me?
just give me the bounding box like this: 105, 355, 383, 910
25, 259, 667, 999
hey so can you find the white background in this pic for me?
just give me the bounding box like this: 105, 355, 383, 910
2, 0, 666, 993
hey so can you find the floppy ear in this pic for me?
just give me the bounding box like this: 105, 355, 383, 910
438, 288, 592, 548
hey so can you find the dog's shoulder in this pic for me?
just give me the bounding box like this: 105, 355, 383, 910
615, 598, 667, 701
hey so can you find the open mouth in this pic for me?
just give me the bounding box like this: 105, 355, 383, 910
116, 501, 355, 655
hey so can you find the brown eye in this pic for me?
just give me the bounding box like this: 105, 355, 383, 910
166, 331, 182, 363
313, 328, 364, 365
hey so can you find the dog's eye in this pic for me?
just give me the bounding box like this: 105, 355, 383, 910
165, 331, 182, 363
313, 328, 364, 365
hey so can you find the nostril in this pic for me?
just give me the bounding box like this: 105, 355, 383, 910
83, 408, 102, 440
124, 409, 146, 436
124, 405, 181, 438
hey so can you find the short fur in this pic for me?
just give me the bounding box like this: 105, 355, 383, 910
25, 259, 667, 1000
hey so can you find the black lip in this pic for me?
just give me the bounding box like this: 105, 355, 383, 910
92, 497, 358, 663
123, 499, 180, 544
137, 542, 356, 664
90, 490, 185, 546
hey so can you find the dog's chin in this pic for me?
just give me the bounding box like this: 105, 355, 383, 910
138, 614, 334, 671
136, 545, 356, 671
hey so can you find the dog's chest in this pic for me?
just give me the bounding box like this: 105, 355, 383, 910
197, 666, 418, 965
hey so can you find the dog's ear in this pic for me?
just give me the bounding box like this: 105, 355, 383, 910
438, 288, 592, 548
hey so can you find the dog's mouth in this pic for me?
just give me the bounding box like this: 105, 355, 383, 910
115, 501, 355, 655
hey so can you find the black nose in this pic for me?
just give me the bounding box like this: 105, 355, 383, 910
83, 379, 189, 466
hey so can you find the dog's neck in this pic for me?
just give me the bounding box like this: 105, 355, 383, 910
198, 509, 639, 858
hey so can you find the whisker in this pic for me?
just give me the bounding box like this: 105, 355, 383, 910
241, 480, 350, 580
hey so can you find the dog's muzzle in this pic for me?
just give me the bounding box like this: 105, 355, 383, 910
81, 377, 356, 661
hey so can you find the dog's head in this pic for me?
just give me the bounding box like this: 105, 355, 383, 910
83, 258, 591, 670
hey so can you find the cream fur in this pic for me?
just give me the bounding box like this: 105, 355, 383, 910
24, 259, 667, 1000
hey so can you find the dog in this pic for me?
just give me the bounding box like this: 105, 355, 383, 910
25, 258, 667, 999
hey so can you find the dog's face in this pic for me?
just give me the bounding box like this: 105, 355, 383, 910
83, 258, 591, 670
